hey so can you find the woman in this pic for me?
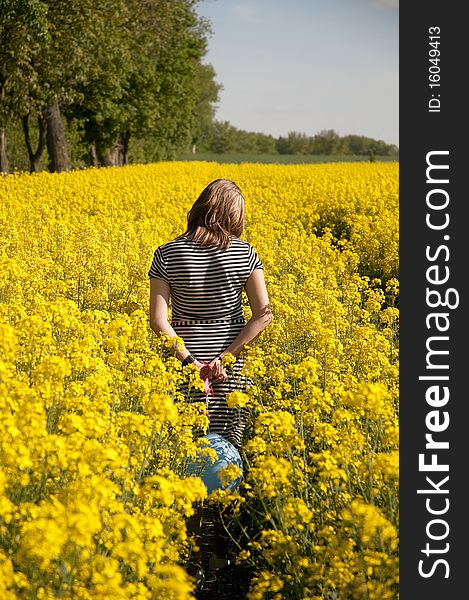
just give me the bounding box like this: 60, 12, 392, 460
148, 178, 271, 586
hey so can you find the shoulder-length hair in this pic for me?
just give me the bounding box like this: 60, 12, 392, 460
177, 179, 245, 249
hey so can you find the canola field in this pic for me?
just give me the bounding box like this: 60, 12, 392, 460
0, 162, 399, 599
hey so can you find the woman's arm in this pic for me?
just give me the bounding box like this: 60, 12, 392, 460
219, 268, 272, 360
149, 278, 198, 365
149, 278, 224, 381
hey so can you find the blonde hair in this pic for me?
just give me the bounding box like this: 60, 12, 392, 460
178, 179, 245, 249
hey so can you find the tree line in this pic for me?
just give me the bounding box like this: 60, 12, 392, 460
197, 122, 398, 157
0, 0, 220, 173
1, 1, 397, 174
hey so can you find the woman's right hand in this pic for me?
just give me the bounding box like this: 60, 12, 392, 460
208, 357, 228, 383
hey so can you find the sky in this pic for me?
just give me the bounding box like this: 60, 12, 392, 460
196, 0, 399, 146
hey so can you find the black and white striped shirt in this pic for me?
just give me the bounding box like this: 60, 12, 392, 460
148, 236, 263, 321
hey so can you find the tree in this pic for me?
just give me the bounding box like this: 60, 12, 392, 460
67, 0, 215, 166
190, 62, 222, 154
341, 134, 369, 155
310, 129, 341, 155
210, 121, 238, 153
0, 0, 101, 171
0, 0, 123, 172
254, 132, 277, 154
0, 0, 49, 172
33, 0, 129, 172
277, 131, 311, 154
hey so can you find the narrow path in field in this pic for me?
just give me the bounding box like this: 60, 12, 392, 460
193, 506, 252, 600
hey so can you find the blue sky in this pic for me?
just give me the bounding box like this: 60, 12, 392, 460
196, 0, 399, 146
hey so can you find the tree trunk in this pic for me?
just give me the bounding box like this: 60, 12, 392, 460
22, 113, 47, 173
98, 146, 116, 167
122, 131, 130, 165
0, 78, 8, 173
89, 141, 98, 167
97, 136, 123, 167
44, 96, 71, 173
0, 128, 8, 173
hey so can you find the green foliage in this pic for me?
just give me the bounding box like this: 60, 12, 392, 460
192, 123, 398, 159
64, 0, 218, 164
1, 0, 221, 170
190, 62, 222, 151
202, 121, 278, 155
276, 129, 398, 157
0, 0, 49, 120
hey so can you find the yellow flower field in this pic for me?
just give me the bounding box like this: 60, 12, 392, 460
0, 161, 399, 599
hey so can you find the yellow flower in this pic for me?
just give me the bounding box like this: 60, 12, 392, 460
0, 160, 398, 598
226, 391, 249, 408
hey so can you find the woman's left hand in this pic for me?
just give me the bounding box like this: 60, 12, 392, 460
193, 359, 209, 376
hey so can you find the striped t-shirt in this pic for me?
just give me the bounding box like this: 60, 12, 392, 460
148, 236, 263, 321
